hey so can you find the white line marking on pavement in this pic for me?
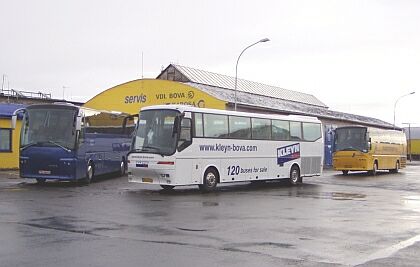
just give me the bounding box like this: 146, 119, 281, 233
351, 234, 420, 266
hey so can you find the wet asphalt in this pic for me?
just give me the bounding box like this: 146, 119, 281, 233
1, 164, 420, 267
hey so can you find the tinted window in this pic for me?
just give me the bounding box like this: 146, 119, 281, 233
303, 123, 321, 141
85, 112, 125, 134
272, 120, 290, 140
252, 118, 271, 140
334, 127, 368, 152
290, 122, 303, 140
203, 114, 228, 138
229, 116, 251, 139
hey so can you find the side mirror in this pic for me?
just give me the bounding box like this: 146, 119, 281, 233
172, 116, 180, 137
11, 115, 17, 129
76, 116, 82, 131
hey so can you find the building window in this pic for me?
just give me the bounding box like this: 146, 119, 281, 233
0, 128, 12, 152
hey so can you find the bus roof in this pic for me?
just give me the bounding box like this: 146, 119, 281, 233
335, 125, 405, 133
25, 103, 133, 117
140, 104, 321, 123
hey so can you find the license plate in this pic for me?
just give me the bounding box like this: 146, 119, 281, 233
136, 161, 149, 168
142, 178, 153, 183
39, 170, 51, 175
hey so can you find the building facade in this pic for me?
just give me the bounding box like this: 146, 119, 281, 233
0, 104, 25, 169
83, 64, 397, 167
404, 127, 420, 160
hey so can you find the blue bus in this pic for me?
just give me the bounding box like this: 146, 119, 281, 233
12, 103, 136, 184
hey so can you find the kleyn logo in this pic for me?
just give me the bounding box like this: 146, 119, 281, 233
277, 143, 300, 166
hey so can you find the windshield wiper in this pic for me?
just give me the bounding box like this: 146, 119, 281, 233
47, 141, 71, 153
140, 145, 165, 156
142, 145, 161, 151
20, 142, 38, 151
339, 147, 360, 151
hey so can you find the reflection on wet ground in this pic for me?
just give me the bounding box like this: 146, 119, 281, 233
2, 166, 420, 266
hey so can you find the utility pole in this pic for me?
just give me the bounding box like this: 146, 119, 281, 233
1, 74, 6, 93
141, 51, 144, 79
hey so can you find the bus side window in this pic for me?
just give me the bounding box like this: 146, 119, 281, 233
252, 118, 271, 140
193, 113, 204, 137
203, 114, 228, 138
290, 122, 303, 141
302, 123, 321, 141
229, 116, 251, 139
272, 120, 290, 141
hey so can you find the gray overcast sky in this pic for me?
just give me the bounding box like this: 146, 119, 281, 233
1, 0, 419, 126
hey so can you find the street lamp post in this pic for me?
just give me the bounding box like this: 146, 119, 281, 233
234, 38, 270, 111
393, 91, 415, 128
402, 123, 412, 162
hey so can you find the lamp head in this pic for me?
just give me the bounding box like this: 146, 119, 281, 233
259, 38, 270, 43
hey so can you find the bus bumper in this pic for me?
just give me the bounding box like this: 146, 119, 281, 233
128, 163, 177, 185
19, 157, 77, 181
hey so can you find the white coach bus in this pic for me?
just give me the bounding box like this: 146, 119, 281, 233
127, 105, 324, 192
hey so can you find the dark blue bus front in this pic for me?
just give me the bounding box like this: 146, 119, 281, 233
19, 104, 82, 183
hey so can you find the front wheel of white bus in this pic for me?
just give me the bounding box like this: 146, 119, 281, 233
199, 168, 218, 193
289, 165, 302, 185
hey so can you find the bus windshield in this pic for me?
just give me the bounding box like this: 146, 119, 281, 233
132, 109, 179, 156
334, 127, 368, 152
21, 108, 77, 151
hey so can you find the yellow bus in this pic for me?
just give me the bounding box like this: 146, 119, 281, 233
333, 126, 407, 175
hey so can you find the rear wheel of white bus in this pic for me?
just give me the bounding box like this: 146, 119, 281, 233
199, 168, 218, 193
289, 165, 302, 185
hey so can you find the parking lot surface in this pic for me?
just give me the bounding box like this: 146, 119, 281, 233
1, 164, 420, 267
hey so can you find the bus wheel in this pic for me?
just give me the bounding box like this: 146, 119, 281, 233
368, 162, 378, 176
199, 168, 218, 193
119, 159, 126, 176
390, 161, 399, 173
81, 163, 94, 185
160, 185, 175, 191
342, 170, 349, 176
289, 165, 301, 185
36, 178, 46, 184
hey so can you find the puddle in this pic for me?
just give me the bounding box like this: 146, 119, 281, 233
202, 201, 219, 207
288, 191, 366, 201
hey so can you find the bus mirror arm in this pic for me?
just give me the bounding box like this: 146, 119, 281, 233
75, 116, 82, 131
11, 108, 26, 129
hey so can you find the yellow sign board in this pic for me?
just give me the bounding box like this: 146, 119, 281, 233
83, 79, 227, 114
